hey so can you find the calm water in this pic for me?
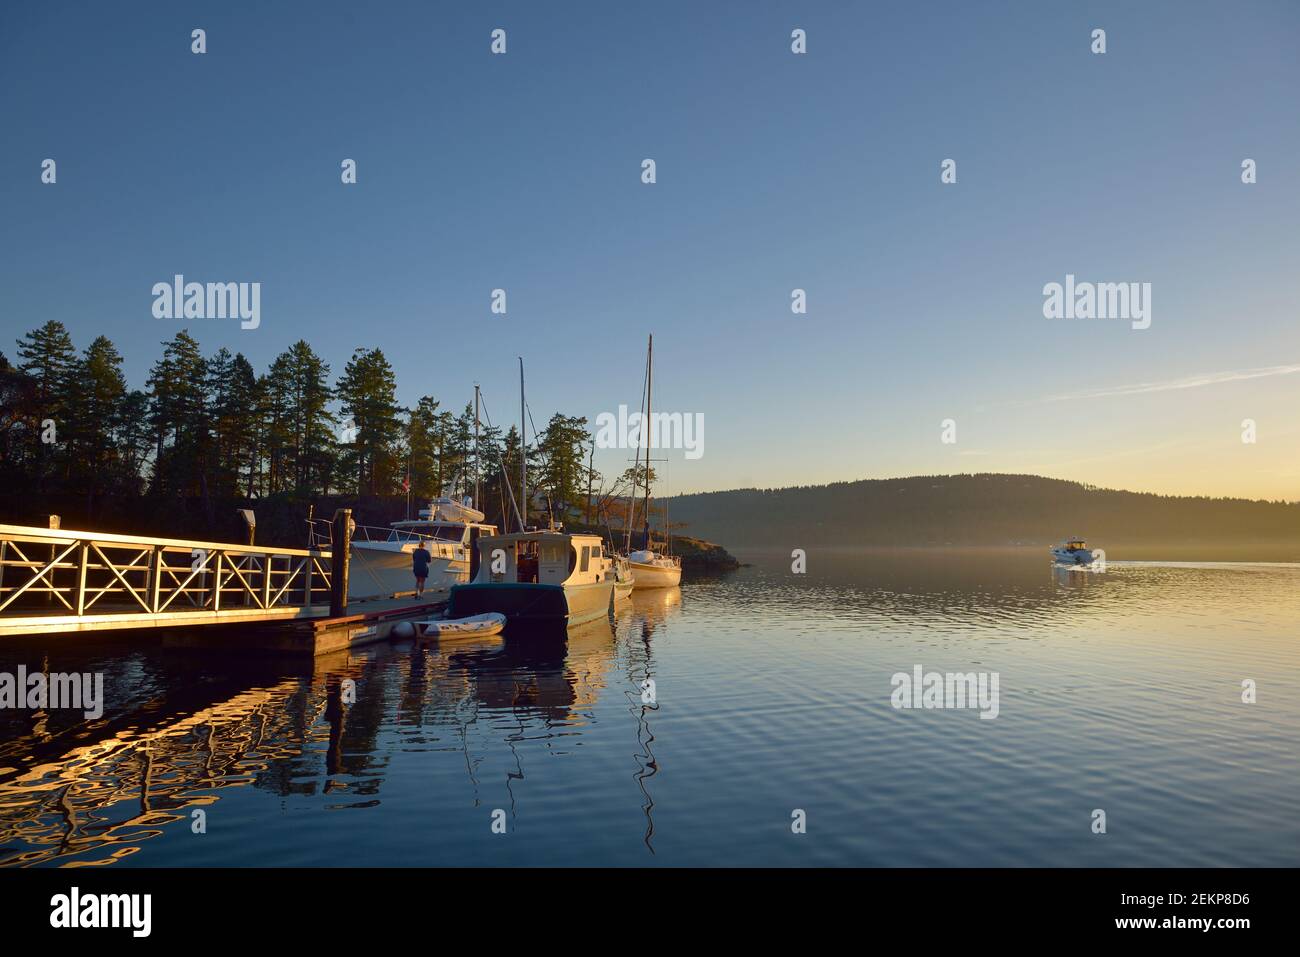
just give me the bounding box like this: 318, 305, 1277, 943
1, 549, 1296, 867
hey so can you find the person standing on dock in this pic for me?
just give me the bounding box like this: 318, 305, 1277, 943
412, 540, 432, 597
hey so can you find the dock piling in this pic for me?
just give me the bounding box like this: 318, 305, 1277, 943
329, 509, 352, 618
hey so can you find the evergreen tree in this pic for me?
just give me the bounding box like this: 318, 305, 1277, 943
405, 396, 444, 500
440, 403, 478, 498
146, 331, 209, 495
15, 321, 76, 410
335, 348, 401, 496
266, 340, 335, 494
113, 390, 152, 494
535, 413, 591, 521
14, 321, 78, 482
68, 335, 128, 499
485, 424, 527, 530
0, 350, 38, 479
207, 349, 261, 498
258, 362, 293, 494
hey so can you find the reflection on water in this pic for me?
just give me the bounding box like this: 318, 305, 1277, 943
1, 549, 1297, 867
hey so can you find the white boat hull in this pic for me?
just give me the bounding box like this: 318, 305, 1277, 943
627, 560, 682, 589
348, 541, 470, 598
1051, 548, 1096, 566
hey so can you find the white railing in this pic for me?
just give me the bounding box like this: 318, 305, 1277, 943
306, 519, 422, 548
0, 524, 332, 621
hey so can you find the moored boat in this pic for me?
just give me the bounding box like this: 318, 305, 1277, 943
620, 333, 684, 591
627, 548, 682, 588
611, 553, 635, 600
417, 612, 507, 639
345, 497, 498, 599
447, 530, 614, 627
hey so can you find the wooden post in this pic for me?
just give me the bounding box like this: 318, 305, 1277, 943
212, 551, 224, 611
46, 515, 59, 606
329, 509, 352, 618
261, 554, 273, 609
237, 508, 256, 546
149, 546, 163, 614
75, 542, 88, 616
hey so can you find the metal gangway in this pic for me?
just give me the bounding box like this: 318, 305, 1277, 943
0, 522, 335, 637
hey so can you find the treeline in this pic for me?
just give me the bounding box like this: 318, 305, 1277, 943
665, 474, 1300, 550
0, 321, 628, 539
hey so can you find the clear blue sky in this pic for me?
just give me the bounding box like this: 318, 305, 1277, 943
2, 1, 1297, 499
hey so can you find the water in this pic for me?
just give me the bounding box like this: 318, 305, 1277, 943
1, 548, 1296, 867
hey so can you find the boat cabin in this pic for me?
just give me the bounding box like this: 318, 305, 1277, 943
472, 531, 609, 586
385, 520, 496, 546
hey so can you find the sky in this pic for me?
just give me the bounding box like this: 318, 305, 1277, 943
2, 1, 1297, 501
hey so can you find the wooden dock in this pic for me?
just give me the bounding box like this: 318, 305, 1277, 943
0, 519, 444, 654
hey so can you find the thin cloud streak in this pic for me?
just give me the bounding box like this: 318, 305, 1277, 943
1042, 363, 1300, 402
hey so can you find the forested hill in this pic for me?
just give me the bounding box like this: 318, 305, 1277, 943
663, 474, 1300, 549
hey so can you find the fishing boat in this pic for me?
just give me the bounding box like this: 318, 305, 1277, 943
1051, 538, 1098, 566
346, 497, 498, 599
447, 530, 614, 626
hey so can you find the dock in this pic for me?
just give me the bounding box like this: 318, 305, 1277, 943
0, 516, 444, 654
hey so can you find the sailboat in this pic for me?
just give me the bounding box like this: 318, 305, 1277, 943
624, 335, 682, 590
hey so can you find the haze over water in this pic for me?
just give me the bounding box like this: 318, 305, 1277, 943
1, 549, 1295, 867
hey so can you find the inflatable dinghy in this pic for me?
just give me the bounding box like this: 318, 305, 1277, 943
418, 612, 507, 639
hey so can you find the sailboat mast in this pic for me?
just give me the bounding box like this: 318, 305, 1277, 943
642, 334, 653, 549
519, 357, 527, 532
664, 481, 671, 556
473, 384, 481, 509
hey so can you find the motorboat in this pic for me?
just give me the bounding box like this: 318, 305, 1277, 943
1051, 538, 1098, 566
447, 530, 614, 627
346, 497, 498, 598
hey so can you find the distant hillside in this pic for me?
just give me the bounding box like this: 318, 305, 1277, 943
663, 474, 1300, 552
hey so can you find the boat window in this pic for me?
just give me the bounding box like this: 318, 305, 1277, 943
592, 546, 602, 558
580, 546, 590, 572
407, 525, 464, 542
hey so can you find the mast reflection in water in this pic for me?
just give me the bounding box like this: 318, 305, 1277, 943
0, 589, 678, 867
